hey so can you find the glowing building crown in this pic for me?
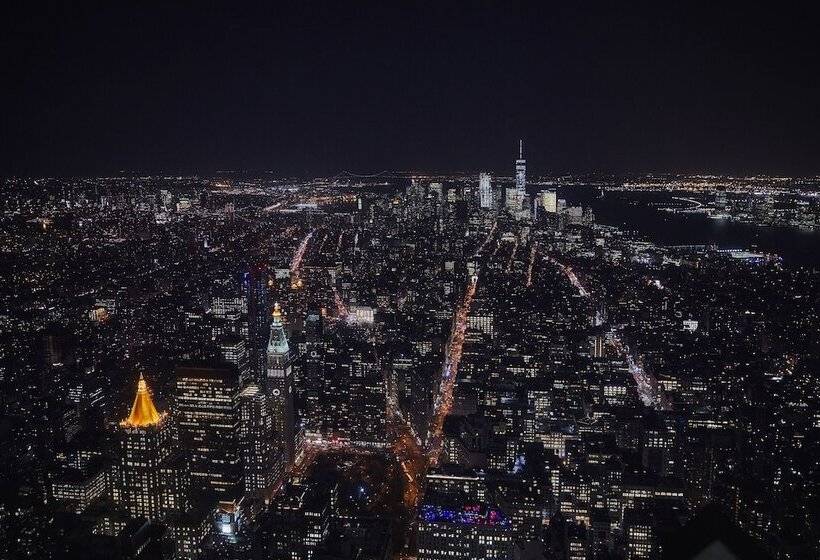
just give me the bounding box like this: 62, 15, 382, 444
268, 302, 290, 355
121, 374, 163, 428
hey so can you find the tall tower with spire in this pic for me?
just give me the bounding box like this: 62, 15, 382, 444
119, 374, 175, 519
515, 139, 527, 212
265, 303, 296, 467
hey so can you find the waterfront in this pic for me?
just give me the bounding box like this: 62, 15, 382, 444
559, 187, 820, 267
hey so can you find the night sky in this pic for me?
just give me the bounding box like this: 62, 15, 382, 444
3, 3, 819, 177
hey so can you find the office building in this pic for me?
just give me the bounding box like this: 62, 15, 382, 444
175, 364, 242, 498
479, 172, 493, 209
245, 265, 270, 379
239, 383, 280, 495
417, 496, 513, 559
118, 374, 173, 520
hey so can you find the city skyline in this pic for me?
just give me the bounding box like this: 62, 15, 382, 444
2, 4, 819, 560
3, 146, 819, 558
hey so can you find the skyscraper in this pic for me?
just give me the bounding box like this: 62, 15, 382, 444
515, 140, 526, 211
175, 364, 242, 498
238, 383, 280, 495
118, 374, 173, 520
505, 140, 527, 215
301, 309, 325, 434
265, 303, 296, 467
245, 265, 270, 380
478, 172, 493, 209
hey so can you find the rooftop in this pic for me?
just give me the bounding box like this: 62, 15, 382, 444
120, 374, 163, 428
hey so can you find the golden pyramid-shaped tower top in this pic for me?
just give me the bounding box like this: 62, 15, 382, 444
121, 374, 163, 427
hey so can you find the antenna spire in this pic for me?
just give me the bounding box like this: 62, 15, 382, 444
519, 139, 523, 159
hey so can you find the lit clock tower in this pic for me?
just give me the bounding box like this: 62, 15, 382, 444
265, 303, 296, 467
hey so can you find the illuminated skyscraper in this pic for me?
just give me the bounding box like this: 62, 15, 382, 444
515, 140, 526, 211
176, 364, 242, 498
118, 374, 173, 520
265, 303, 296, 466
300, 309, 325, 434
478, 172, 493, 209
505, 141, 527, 215
238, 383, 280, 495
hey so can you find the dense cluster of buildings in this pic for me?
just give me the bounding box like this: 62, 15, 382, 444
1, 156, 818, 559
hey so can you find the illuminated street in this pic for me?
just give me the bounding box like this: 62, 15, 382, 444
426, 273, 478, 465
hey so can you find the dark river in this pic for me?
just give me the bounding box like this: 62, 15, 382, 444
556, 187, 820, 268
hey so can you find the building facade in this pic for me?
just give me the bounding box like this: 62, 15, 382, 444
265, 303, 297, 466
175, 364, 242, 498
118, 375, 174, 520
